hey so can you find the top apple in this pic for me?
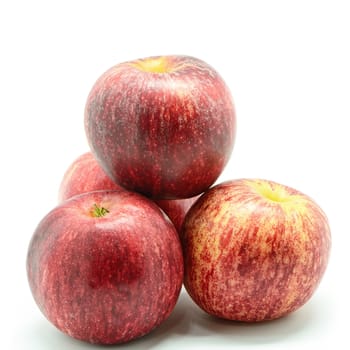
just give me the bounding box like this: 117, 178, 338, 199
85, 55, 236, 199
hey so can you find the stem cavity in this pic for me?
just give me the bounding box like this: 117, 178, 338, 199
91, 204, 110, 218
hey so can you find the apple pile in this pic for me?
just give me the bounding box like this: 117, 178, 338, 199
26, 55, 331, 345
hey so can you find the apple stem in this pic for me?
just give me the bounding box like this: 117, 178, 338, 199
91, 204, 109, 217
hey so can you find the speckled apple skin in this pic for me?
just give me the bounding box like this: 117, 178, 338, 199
182, 179, 331, 322
84, 55, 236, 199
58, 152, 123, 202
58, 151, 199, 233
27, 190, 184, 344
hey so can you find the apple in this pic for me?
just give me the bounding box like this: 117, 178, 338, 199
155, 196, 198, 234
84, 55, 236, 199
58, 151, 199, 233
26, 190, 184, 344
58, 152, 123, 202
182, 178, 331, 322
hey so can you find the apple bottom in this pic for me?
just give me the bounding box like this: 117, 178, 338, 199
45, 259, 181, 344
52, 285, 179, 344
185, 254, 324, 322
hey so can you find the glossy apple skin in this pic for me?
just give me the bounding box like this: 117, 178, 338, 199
84, 55, 236, 199
182, 179, 331, 322
27, 190, 184, 344
58, 152, 198, 233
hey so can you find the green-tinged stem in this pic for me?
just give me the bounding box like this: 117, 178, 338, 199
91, 204, 109, 217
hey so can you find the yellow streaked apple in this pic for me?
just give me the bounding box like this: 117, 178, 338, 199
182, 178, 331, 321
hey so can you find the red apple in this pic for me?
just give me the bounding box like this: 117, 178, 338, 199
182, 178, 331, 322
84, 55, 236, 199
155, 196, 198, 234
27, 190, 184, 344
58, 152, 123, 202
58, 151, 198, 233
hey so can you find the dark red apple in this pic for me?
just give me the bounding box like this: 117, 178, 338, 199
27, 190, 184, 344
155, 196, 198, 233
182, 178, 331, 321
84, 55, 236, 199
58, 151, 199, 233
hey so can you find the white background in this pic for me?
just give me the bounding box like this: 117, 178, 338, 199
1, 1, 349, 349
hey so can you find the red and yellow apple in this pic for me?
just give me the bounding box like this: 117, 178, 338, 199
58, 152, 199, 232
84, 55, 236, 199
182, 178, 331, 321
27, 190, 184, 344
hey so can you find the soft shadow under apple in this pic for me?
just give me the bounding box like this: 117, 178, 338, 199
186, 291, 332, 345
17, 289, 332, 349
